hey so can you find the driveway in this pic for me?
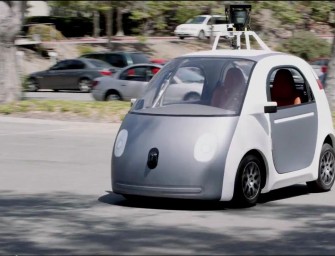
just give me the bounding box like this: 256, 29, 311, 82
1, 116, 335, 255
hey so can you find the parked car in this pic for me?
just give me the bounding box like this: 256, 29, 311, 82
174, 15, 233, 40
80, 51, 151, 69
309, 57, 329, 77
91, 63, 204, 102
111, 49, 335, 207
26, 58, 114, 92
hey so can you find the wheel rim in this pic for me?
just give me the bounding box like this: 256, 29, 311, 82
199, 31, 205, 39
106, 94, 120, 101
242, 161, 261, 200
320, 150, 335, 186
79, 79, 90, 92
27, 80, 38, 91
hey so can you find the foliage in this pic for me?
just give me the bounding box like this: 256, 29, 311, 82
275, 31, 331, 61
77, 45, 95, 55
0, 99, 130, 122
27, 24, 65, 41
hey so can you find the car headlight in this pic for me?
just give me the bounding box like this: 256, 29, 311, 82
114, 129, 128, 157
194, 133, 217, 162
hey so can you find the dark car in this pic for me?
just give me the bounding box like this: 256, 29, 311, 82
26, 58, 114, 92
80, 51, 151, 69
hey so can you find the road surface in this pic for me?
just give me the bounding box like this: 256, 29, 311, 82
0, 116, 335, 254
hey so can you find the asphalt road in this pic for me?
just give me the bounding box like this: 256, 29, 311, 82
24, 90, 94, 101
1, 116, 335, 255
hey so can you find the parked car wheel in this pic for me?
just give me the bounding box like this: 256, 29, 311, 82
198, 30, 205, 40
307, 143, 335, 192
26, 78, 39, 92
78, 78, 91, 92
232, 154, 262, 207
105, 91, 121, 101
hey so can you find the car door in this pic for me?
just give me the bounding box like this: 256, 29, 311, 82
38, 60, 69, 89
212, 16, 229, 36
61, 59, 87, 89
268, 66, 318, 173
118, 66, 152, 100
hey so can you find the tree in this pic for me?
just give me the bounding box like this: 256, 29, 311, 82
0, 1, 27, 103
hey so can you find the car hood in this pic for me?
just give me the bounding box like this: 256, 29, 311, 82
30, 70, 48, 77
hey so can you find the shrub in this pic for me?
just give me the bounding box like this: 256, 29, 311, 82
275, 31, 331, 61
27, 24, 65, 41
77, 45, 95, 55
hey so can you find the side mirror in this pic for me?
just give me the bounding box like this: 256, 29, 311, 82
264, 101, 277, 113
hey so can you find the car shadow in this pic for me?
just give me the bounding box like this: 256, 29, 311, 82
98, 184, 311, 211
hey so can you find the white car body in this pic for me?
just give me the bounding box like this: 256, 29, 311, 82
112, 49, 335, 206
174, 15, 233, 39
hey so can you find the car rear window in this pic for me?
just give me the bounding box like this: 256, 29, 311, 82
130, 53, 150, 64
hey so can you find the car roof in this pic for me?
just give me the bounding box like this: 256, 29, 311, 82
181, 50, 287, 62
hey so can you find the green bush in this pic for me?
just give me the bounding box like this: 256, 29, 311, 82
77, 45, 95, 55
275, 31, 331, 61
27, 24, 65, 41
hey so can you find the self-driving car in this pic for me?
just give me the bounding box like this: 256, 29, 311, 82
111, 49, 335, 207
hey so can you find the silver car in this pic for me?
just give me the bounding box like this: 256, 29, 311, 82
26, 58, 115, 92
91, 64, 204, 101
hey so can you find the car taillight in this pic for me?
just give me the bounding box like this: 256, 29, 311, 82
100, 69, 112, 76
321, 65, 328, 74
91, 80, 99, 88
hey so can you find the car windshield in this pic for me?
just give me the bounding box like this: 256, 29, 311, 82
85, 58, 112, 68
186, 16, 206, 24
131, 57, 255, 116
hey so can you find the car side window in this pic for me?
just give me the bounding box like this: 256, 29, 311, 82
50, 60, 69, 70
67, 60, 86, 70
120, 67, 148, 81
269, 67, 314, 108
107, 54, 127, 68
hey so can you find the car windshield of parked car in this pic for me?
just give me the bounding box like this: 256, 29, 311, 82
85, 58, 112, 68
131, 57, 255, 116
186, 16, 206, 24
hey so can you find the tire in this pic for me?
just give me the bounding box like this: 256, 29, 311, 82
183, 92, 200, 101
26, 78, 39, 92
78, 78, 91, 92
179, 36, 185, 40
232, 155, 262, 207
105, 91, 121, 101
307, 143, 335, 192
198, 30, 205, 40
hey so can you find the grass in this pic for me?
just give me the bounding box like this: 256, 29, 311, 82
0, 99, 131, 123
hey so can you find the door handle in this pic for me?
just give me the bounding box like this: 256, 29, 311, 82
121, 84, 127, 86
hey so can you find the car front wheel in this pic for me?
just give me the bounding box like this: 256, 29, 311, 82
198, 30, 205, 40
307, 143, 335, 192
26, 78, 39, 92
232, 154, 262, 207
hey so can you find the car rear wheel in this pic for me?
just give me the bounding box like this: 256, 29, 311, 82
105, 91, 121, 101
78, 78, 91, 92
307, 143, 335, 192
232, 154, 262, 207
26, 78, 39, 92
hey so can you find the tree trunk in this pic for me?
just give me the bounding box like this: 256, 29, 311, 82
115, 7, 124, 36
93, 10, 100, 38
324, 33, 335, 112
0, 1, 26, 104
106, 5, 113, 49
